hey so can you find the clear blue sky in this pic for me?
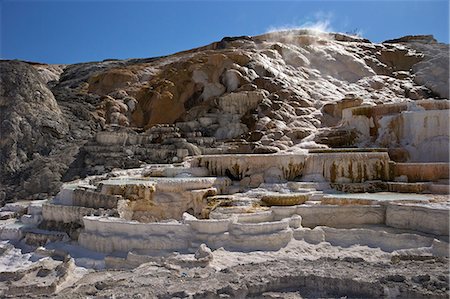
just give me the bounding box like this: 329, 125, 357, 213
1, 0, 448, 64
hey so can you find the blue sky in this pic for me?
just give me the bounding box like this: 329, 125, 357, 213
1, 1, 448, 64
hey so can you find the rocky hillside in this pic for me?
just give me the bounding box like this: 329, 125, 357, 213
0, 31, 448, 203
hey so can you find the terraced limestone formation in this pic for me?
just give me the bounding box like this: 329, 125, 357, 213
0, 31, 448, 298
1, 147, 449, 297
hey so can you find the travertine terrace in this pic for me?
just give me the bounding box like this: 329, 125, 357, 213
0, 31, 449, 298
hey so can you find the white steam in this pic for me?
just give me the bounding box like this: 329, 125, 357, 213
267, 20, 333, 34
266, 12, 334, 34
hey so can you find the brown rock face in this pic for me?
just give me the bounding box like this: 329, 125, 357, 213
129, 51, 251, 128
132, 74, 194, 127
88, 68, 138, 95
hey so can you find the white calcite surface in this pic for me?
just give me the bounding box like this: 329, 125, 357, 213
54, 183, 87, 205
191, 151, 390, 183
97, 177, 231, 221
100, 177, 230, 193
191, 153, 307, 181
42, 203, 104, 224
76, 197, 450, 255
78, 214, 302, 253
341, 101, 449, 162
320, 226, 435, 252
393, 163, 449, 182
431, 239, 450, 257
303, 152, 390, 183
73, 189, 121, 209
79, 219, 191, 253
230, 228, 293, 251
0, 222, 24, 240
377, 109, 449, 162
1, 202, 29, 214
184, 218, 230, 234
218, 90, 267, 115
385, 203, 449, 236
83, 216, 190, 236
295, 205, 385, 227
20, 214, 43, 225
230, 218, 290, 235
